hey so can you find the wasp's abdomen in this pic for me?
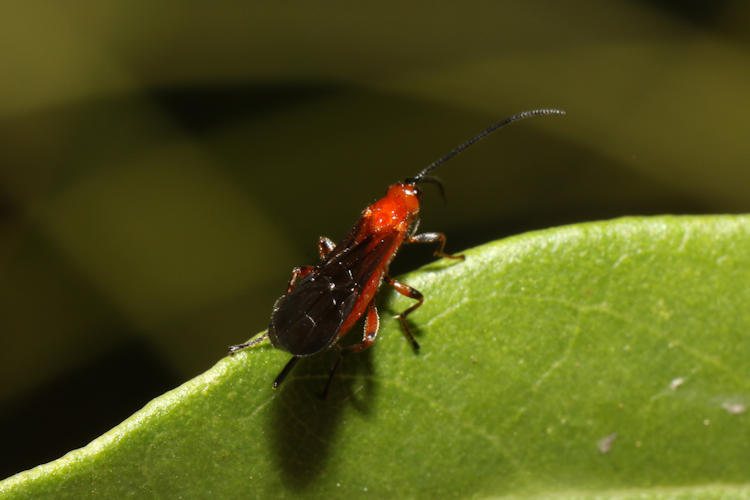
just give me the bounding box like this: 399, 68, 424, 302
268, 264, 358, 356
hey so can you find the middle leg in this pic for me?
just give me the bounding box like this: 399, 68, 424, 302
385, 275, 423, 351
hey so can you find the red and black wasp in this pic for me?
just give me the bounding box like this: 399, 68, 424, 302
230, 109, 565, 394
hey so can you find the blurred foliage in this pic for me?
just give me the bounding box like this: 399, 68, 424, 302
1, 0, 749, 480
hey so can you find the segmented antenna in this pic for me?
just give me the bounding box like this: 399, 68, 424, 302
408, 108, 565, 182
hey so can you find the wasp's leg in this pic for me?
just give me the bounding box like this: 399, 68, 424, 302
321, 355, 341, 400
286, 265, 314, 294
321, 303, 379, 399
348, 303, 380, 353
273, 356, 300, 389
228, 332, 270, 354
408, 232, 465, 261
385, 276, 423, 351
318, 236, 336, 259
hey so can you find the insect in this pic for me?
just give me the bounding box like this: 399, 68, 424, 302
230, 108, 565, 394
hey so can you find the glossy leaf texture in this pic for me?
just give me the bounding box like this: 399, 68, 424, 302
2, 216, 750, 499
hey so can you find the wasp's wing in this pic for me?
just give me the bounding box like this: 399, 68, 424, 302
268, 230, 400, 356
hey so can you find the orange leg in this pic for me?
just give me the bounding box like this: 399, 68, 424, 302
286, 265, 314, 294
318, 236, 336, 258
347, 303, 380, 353
321, 303, 380, 398
408, 232, 465, 261
385, 275, 423, 351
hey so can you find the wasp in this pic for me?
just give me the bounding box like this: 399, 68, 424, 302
230, 109, 565, 394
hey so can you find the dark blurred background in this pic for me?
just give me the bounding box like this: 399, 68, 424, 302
2, 1, 750, 479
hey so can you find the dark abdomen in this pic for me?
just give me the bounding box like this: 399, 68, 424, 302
268, 263, 358, 356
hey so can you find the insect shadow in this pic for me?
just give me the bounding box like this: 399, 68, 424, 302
269, 342, 376, 490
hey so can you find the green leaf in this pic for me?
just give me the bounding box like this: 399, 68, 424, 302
3, 215, 750, 499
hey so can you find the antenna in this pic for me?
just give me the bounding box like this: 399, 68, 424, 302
407, 108, 565, 183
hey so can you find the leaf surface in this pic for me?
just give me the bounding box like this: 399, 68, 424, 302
3, 216, 750, 499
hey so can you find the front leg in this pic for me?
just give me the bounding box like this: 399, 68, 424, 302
408, 232, 465, 261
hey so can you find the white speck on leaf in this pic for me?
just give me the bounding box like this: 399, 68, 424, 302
722, 402, 747, 415
670, 377, 685, 391
598, 432, 617, 454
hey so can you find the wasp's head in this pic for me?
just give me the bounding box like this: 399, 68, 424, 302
403, 175, 445, 202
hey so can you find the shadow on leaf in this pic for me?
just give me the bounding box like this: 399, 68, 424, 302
270, 346, 376, 490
